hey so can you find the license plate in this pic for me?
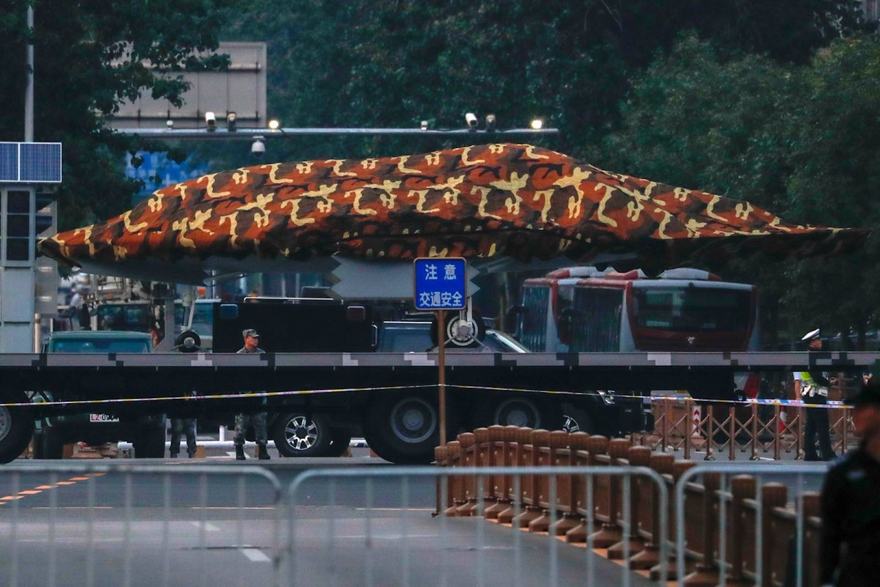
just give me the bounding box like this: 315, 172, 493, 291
89, 414, 120, 423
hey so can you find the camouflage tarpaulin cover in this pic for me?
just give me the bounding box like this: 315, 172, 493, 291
39, 144, 864, 272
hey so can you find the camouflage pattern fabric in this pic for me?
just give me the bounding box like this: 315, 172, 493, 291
38, 144, 865, 267
234, 412, 268, 447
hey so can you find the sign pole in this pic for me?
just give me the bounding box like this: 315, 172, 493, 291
437, 309, 447, 446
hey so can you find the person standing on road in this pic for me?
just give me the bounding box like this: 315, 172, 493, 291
169, 416, 197, 458
795, 329, 835, 461
821, 379, 880, 585
234, 329, 270, 461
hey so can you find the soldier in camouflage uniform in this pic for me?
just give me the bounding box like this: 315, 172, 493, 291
234, 329, 270, 460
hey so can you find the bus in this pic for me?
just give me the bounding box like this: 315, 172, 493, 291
518, 266, 759, 354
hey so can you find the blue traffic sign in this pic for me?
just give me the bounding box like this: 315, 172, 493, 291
414, 257, 467, 310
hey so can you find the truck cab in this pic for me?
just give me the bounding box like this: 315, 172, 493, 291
34, 331, 167, 458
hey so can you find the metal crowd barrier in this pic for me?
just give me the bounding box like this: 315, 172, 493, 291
286, 465, 669, 587
641, 398, 857, 460
674, 462, 829, 587
0, 463, 282, 587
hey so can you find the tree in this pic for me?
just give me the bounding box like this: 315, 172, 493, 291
0, 0, 237, 229
604, 35, 880, 347
220, 0, 868, 167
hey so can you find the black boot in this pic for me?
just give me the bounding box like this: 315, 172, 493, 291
235, 444, 246, 461
257, 444, 270, 460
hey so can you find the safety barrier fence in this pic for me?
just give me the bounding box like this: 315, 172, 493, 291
0, 456, 831, 587
0, 463, 281, 587
638, 398, 857, 460
286, 465, 667, 587
437, 426, 830, 587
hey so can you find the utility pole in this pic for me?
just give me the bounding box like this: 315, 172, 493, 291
25, 5, 34, 142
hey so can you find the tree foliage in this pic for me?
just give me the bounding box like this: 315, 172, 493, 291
604, 36, 880, 347
0, 0, 236, 228
221, 0, 867, 165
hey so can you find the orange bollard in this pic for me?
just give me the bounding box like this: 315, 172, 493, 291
607, 445, 651, 560
564, 434, 608, 544
629, 452, 673, 569
444, 441, 463, 517
496, 427, 534, 525
682, 472, 721, 586
513, 429, 550, 529
528, 430, 569, 533
434, 445, 450, 516
482, 425, 508, 518
455, 432, 478, 516
551, 431, 589, 536
588, 437, 631, 548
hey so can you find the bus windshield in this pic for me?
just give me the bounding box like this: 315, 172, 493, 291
632, 286, 751, 332
519, 286, 549, 351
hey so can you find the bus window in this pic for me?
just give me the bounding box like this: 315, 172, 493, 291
571, 288, 623, 352
519, 286, 549, 351
633, 287, 751, 332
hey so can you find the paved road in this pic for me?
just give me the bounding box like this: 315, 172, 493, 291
0, 458, 654, 587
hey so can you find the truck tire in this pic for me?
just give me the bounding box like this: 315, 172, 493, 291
478, 397, 564, 430
328, 428, 353, 457
364, 393, 443, 464
0, 393, 34, 463
42, 428, 65, 459
273, 412, 334, 457
134, 427, 166, 458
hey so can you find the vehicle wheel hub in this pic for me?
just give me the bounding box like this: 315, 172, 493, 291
390, 398, 436, 444
285, 415, 318, 451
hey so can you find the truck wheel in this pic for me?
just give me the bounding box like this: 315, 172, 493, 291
273, 412, 334, 457
364, 393, 442, 464
328, 428, 353, 457
42, 429, 65, 459
0, 393, 34, 463
134, 427, 166, 458
480, 397, 564, 430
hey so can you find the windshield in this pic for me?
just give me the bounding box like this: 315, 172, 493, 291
519, 286, 549, 351
378, 325, 433, 352
632, 286, 751, 332
570, 287, 623, 352
188, 303, 214, 336
49, 339, 151, 353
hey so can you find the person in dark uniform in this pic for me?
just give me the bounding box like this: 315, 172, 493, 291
234, 329, 270, 460
820, 379, 880, 586
795, 329, 835, 461
170, 417, 197, 458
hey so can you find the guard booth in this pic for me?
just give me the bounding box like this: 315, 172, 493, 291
0, 142, 61, 352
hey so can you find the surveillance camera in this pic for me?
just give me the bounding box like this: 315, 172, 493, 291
251, 136, 266, 156
226, 112, 237, 132
485, 113, 497, 132
420, 120, 429, 131
205, 111, 217, 131
465, 112, 478, 130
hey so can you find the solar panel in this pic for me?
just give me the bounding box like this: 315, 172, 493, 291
20, 143, 62, 183
0, 143, 18, 182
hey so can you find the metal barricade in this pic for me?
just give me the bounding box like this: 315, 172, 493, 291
286, 465, 669, 587
0, 463, 282, 587
674, 463, 829, 587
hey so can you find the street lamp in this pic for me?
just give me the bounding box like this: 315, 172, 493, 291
226, 112, 237, 132
268, 119, 280, 131
530, 118, 543, 130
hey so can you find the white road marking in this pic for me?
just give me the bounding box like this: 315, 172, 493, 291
190, 521, 221, 532
354, 507, 434, 512
334, 534, 438, 539
33, 506, 113, 510
240, 548, 271, 562
191, 506, 275, 510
